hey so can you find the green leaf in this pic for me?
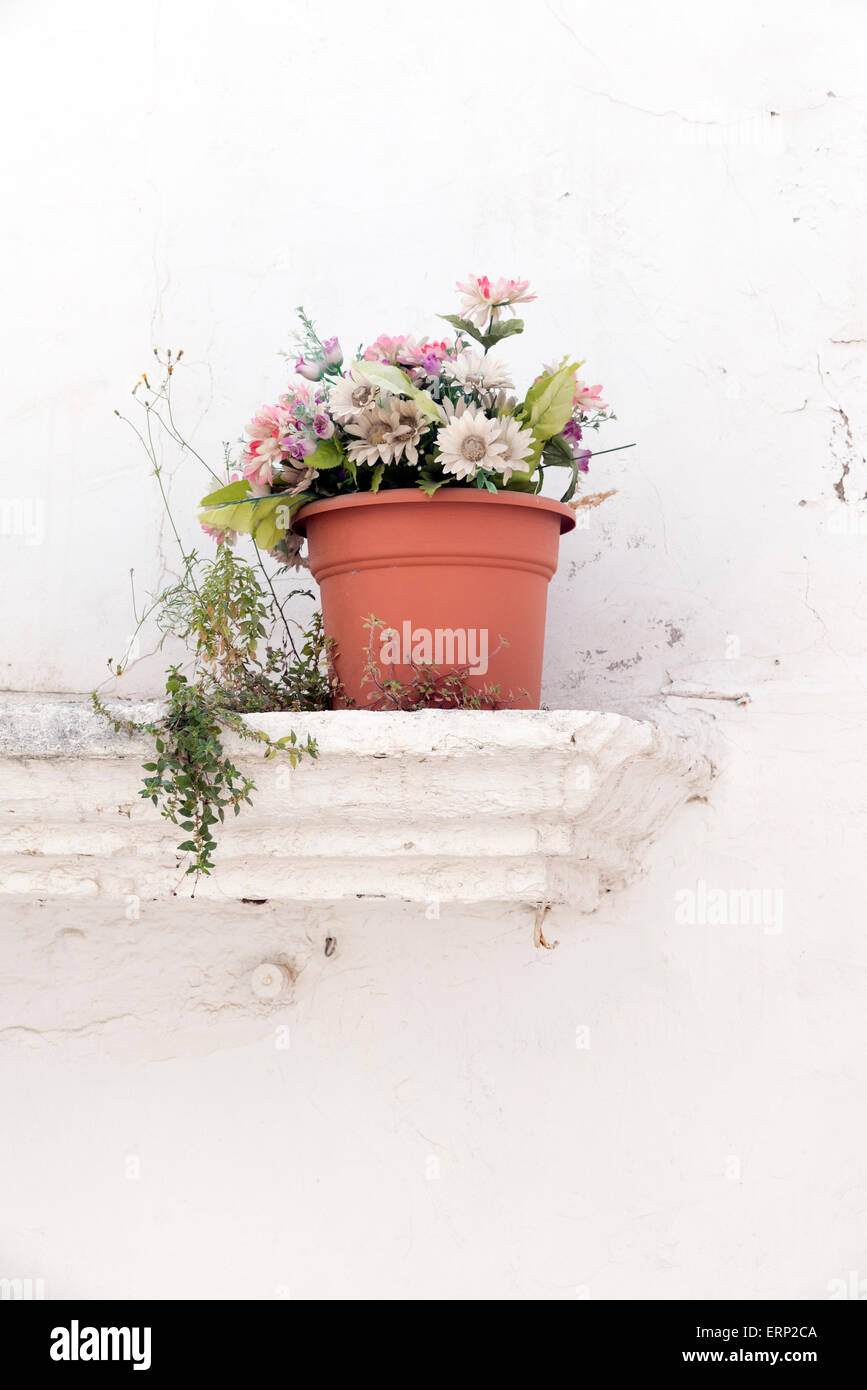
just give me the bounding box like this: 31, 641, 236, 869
198, 491, 307, 548
438, 313, 486, 347
199, 478, 251, 508
369, 463, 385, 494
537, 435, 585, 502
417, 470, 449, 497
438, 314, 525, 351
520, 363, 581, 442
351, 359, 414, 396
541, 432, 575, 467
503, 471, 541, 494
482, 317, 525, 347
349, 360, 441, 422
309, 435, 345, 470
410, 388, 442, 422
560, 464, 582, 504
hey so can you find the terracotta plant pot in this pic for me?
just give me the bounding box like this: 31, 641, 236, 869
292, 489, 576, 709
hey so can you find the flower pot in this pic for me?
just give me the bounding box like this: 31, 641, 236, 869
292, 489, 576, 709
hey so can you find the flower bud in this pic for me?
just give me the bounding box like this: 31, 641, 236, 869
295, 354, 324, 382
323, 336, 343, 368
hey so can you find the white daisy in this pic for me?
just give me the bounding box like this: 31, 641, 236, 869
387, 400, 430, 466
436, 400, 508, 480
327, 368, 385, 422
491, 389, 520, 415
344, 406, 401, 465
492, 415, 535, 483
443, 350, 514, 397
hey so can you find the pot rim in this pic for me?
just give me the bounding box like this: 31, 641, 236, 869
291, 487, 576, 537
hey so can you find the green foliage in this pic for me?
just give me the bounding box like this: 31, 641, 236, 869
438, 313, 525, 351
502, 470, 541, 494
200, 478, 251, 507
541, 432, 585, 502
96, 351, 335, 880
351, 359, 441, 421
94, 670, 319, 877
188, 545, 269, 676
93, 551, 331, 878
309, 435, 345, 469
520, 362, 582, 441
417, 470, 449, 497
541, 433, 574, 466
198, 489, 305, 550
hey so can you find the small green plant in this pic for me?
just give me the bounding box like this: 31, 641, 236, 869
360, 617, 526, 711
93, 352, 333, 879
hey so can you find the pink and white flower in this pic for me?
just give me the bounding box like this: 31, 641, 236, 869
283, 434, 316, 463
242, 404, 292, 487
573, 380, 608, 412
295, 354, 325, 382
323, 337, 343, 368
455, 275, 536, 327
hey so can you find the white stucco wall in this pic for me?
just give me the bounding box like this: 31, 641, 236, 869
1, 0, 865, 1300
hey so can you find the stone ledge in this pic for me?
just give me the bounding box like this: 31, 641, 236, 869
0, 697, 714, 909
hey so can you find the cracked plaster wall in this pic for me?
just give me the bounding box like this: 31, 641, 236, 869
1, 0, 865, 1301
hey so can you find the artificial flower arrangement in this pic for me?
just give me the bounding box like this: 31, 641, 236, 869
198, 275, 618, 570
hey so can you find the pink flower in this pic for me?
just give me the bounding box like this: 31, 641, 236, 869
242, 404, 292, 487
455, 274, 536, 327
279, 384, 312, 411
361, 335, 449, 379
284, 435, 316, 462
362, 333, 410, 363
404, 338, 448, 370
200, 523, 235, 545
573, 380, 608, 411
242, 451, 274, 488
313, 412, 334, 439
